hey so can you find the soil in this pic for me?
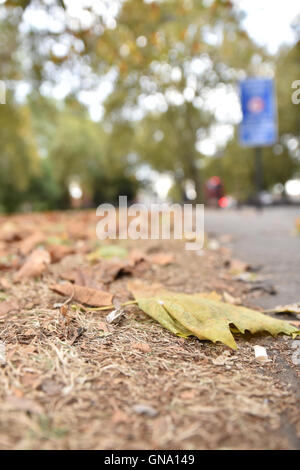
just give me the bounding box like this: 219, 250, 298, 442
0, 210, 299, 450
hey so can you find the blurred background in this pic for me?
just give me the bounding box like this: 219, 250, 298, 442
0, 0, 299, 213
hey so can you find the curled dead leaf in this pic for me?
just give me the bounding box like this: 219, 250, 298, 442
129, 249, 146, 263
14, 248, 50, 282
0, 277, 12, 290
0, 223, 22, 242
227, 258, 250, 273
111, 409, 129, 424
146, 252, 174, 266
131, 342, 151, 353
5, 396, 43, 414
129, 250, 174, 266
264, 303, 300, 317
50, 282, 113, 307
223, 291, 242, 305
18, 232, 44, 256
48, 244, 75, 263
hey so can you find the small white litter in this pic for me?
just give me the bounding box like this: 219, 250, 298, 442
208, 239, 220, 251
0, 342, 6, 366
106, 308, 125, 324
132, 404, 158, 418
253, 345, 268, 362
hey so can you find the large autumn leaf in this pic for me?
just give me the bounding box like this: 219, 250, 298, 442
128, 281, 300, 349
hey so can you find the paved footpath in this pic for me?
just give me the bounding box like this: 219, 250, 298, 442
205, 207, 300, 309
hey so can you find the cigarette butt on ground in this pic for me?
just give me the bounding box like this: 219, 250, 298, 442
253, 345, 268, 362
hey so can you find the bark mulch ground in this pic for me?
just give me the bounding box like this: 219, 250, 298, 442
0, 211, 299, 450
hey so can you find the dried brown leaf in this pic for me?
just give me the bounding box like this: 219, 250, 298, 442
18, 232, 44, 256
51, 282, 113, 307
5, 396, 43, 414
146, 252, 174, 266
0, 299, 19, 317
48, 244, 75, 263
14, 248, 50, 282
131, 342, 151, 353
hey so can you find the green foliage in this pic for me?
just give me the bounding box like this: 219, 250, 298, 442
25, 158, 61, 211
0, 0, 299, 209
0, 96, 40, 212
0, 95, 138, 212
277, 41, 300, 136
100, 0, 262, 201
205, 136, 298, 202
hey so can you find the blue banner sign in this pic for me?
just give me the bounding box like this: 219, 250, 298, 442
239, 78, 277, 147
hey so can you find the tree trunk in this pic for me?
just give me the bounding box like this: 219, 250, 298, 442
186, 152, 203, 204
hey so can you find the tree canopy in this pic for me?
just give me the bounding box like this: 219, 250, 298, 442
0, 0, 299, 211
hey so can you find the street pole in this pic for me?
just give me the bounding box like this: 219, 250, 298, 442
254, 147, 263, 208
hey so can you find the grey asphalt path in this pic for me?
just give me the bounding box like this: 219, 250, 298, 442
205, 207, 300, 309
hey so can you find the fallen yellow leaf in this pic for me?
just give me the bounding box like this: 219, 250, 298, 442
128, 281, 300, 349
